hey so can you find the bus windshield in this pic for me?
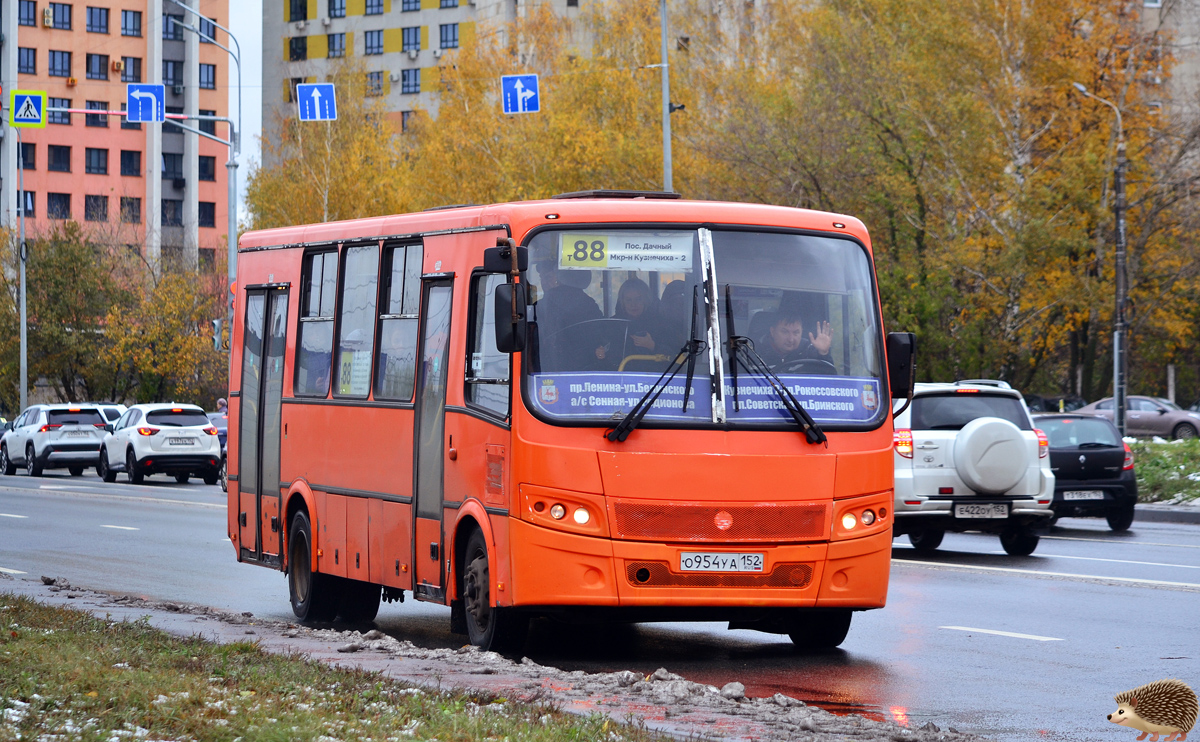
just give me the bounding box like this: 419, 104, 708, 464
524, 227, 886, 429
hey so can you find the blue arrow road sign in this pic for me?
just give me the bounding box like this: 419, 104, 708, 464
501, 74, 540, 115
10, 90, 47, 128
297, 83, 337, 121
126, 84, 165, 123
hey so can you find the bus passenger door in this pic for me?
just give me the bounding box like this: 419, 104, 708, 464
412, 278, 453, 601
238, 285, 290, 567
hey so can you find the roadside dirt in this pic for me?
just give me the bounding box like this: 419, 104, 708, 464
1, 573, 993, 742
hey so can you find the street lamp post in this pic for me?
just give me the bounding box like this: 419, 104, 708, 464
1072, 82, 1128, 437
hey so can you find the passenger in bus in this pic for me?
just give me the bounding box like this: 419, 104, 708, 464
596, 278, 667, 368
532, 260, 602, 337
754, 310, 835, 373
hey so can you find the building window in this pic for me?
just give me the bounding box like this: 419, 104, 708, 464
162, 199, 184, 227
85, 100, 109, 127
20, 143, 36, 170
120, 103, 140, 130
366, 71, 384, 96
400, 110, 415, 132
199, 156, 216, 181
402, 26, 420, 51
19, 192, 36, 218
121, 197, 141, 224
86, 6, 108, 32
18, 48, 36, 74
199, 64, 216, 89
163, 60, 182, 86
163, 14, 183, 40
47, 193, 71, 220
85, 148, 108, 174
289, 37, 307, 61
48, 50, 71, 77
121, 57, 142, 83
296, 250, 340, 397
50, 2, 71, 29
329, 0, 345, 18
48, 146, 71, 172
121, 9, 141, 36
199, 17, 216, 42
364, 30, 383, 55
19, 0, 37, 26
440, 23, 458, 49
162, 153, 184, 180
365, 0, 383, 14
86, 53, 109, 80
121, 150, 141, 176
48, 97, 71, 125
85, 195, 108, 222
290, 0, 307, 22
199, 109, 217, 135
402, 0, 419, 10
287, 77, 304, 103
401, 68, 420, 94
440, 0, 458, 8
328, 33, 345, 58
164, 106, 183, 134
199, 202, 216, 228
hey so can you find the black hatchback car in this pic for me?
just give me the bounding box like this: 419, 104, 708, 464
1034, 414, 1138, 531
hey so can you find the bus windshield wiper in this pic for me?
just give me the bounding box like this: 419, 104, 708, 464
724, 285, 827, 445
606, 288, 706, 443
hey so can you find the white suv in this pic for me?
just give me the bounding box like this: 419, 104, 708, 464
98, 404, 222, 485
0, 405, 109, 477
893, 381, 1055, 555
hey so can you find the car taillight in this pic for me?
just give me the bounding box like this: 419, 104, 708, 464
1123, 442, 1134, 470
137, 427, 160, 436
93, 423, 107, 429
38, 424, 63, 432
894, 429, 913, 458
203, 426, 218, 436
1034, 428, 1049, 458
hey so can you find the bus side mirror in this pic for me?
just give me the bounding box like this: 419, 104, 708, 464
494, 282, 529, 353
886, 332, 916, 402
483, 245, 529, 273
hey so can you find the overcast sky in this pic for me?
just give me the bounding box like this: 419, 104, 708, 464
226, 1, 262, 224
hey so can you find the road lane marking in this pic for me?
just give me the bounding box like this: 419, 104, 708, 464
940, 626, 1062, 642
1043, 535, 1200, 549
0, 566, 26, 575
1009, 553, 1200, 570
894, 559, 1200, 589
100, 525, 140, 531
0, 513, 29, 518
0, 485, 223, 510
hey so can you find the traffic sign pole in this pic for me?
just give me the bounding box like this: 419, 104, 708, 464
17, 129, 27, 412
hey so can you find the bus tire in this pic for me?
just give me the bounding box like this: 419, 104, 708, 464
462, 529, 527, 653
288, 511, 341, 623
338, 579, 381, 622
788, 610, 852, 650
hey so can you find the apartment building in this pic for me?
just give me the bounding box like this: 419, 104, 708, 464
1, 0, 231, 269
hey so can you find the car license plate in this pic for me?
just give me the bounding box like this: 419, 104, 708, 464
65, 431, 89, 438
679, 552, 764, 572
953, 503, 1009, 519
167, 437, 196, 446
1064, 490, 1105, 501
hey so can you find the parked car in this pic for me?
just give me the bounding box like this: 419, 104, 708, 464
893, 380, 1055, 555
98, 403, 222, 485
1188, 399, 1200, 413
1075, 396, 1200, 439
207, 411, 228, 449
1023, 393, 1087, 413
1033, 413, 1137, 531
0, 404, 108, 477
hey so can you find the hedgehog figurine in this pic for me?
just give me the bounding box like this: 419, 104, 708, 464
1108, 679, 1198, 742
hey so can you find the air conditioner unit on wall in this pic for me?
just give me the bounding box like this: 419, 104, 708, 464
389, 72, 400, 82
406, 48, 418, 60
112, 59, 125, 72
321, 16, 331, 26
66, 76, 77, 86
432, 48, 443, 58
42, 7, 54, 26
294, 20, 307, 31
172, 84, 184, 95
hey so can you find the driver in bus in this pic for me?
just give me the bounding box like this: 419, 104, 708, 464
756, 310, 835, 372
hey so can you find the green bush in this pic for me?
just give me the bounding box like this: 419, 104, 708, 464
1129, 439, 1200, 504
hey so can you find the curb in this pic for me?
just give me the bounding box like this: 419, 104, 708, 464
1134, 505, 1200, 525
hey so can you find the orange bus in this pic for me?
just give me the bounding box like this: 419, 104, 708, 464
228, 191, 915, 651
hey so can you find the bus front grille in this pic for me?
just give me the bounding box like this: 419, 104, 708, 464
624, 561, 815, 588
611, 501, 827, 542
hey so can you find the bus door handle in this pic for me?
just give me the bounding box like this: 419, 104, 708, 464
430, 542, 439, 561
239, 512, 247, 527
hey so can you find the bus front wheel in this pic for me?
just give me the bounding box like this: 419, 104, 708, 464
461, 529, 527, 653
288, 511, 342, 622
788, 610, 852, 650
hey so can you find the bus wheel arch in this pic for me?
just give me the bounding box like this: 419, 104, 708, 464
284, 484, 318, 574
458, 525, 527, 653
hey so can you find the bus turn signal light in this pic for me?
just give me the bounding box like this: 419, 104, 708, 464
136, 427, 160, 436
894, 429, 913, 458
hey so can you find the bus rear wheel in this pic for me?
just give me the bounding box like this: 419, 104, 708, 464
288, 511, 341, 622
338, 580, 381, 622
788, 610, 852, 650
462, 529, 527, 653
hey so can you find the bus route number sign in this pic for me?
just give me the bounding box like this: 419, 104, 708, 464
560, 235, 608, 268
558, 232, 694, 272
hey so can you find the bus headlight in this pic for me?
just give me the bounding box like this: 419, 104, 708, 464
841, 513, 857, 530
572, 507, 590, 525
550, 504, 566, 520
861, 509, 876, 526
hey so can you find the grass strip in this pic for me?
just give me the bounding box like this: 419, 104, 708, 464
1130, 438, 1200, 504
0, 592, 661, 742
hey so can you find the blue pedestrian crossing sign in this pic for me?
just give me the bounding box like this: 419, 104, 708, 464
501, 74, 540, 115
9, 90, 47, 128
297, 83, 337, 121
126, 84, 166, 123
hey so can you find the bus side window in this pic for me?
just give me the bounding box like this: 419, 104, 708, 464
375, 243, 422, 401
295, 249, 339, 397
465, 273, 510, 417
333, 243, 380, 398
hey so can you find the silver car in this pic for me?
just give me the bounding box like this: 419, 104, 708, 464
1, 404, 109, 477
1075, 396, 1200, 439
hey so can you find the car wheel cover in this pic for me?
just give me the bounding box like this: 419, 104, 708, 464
952, 417, 1028, 494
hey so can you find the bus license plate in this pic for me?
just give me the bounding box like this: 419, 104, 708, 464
167, 437, 196, 446
680, 552, 764, 572
953, 503, 1008, 519
1063, 491, 1105, 501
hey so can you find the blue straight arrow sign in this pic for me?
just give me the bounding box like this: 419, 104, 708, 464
297, 83, 337, 121
501, 74, 540, 115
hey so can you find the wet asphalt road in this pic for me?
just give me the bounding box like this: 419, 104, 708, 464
1, 470, 1197, 742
